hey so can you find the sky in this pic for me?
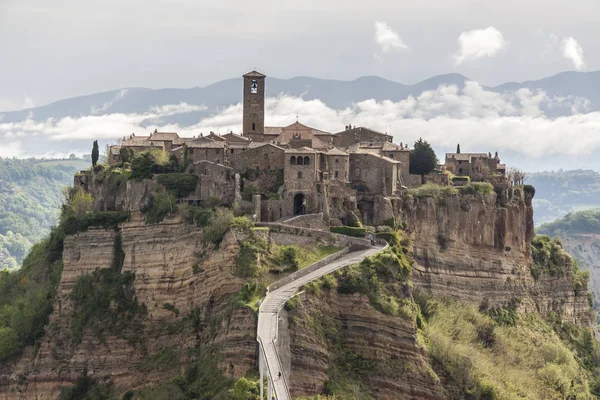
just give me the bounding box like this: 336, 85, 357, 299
2, 0, 600, 172
1, 0, 599, 111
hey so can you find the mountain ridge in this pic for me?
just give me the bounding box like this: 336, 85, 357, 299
2, 69, 599, 123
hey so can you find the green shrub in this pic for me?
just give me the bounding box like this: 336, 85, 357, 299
130, 152, 156, 180
281, 246, 300, 271
459, 182, 494, 195
140, 347, 179, 373
60, 367, 117, 400
0, 327, 20, 361
157, 174, 199, 198
330, 226, 366, 237
242, 182, 258, 201
410, 183, 458, 200
142, 188, 176, 224
530, 235, 569, 279
235, 234, 269, 278
203, 208, 235, 245
452, 176, 471, 184
284, 295, 301, 312
234, 281, 264, 312
523, 184, 536, 197
70, 240, 147, 344
61, 211, 130, 235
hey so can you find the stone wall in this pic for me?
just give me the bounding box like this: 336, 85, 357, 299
229, 144, 285, 173
282, 213, 327, 230
349, 153, 400, 196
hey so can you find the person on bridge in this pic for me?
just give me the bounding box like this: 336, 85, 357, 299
278, 372, 282, 379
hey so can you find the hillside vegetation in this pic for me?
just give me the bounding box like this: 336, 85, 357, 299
529, 170, 600, 226
0, 158, 88, 269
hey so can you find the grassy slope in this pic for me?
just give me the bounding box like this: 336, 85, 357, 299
0, 158, 88, 269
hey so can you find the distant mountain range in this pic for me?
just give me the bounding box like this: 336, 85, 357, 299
3, 70, 600, 125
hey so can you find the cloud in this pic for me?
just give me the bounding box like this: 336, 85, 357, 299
1, 83, 597, 164
562, 37, 586, 70
454, 26, 507, 64
374, 21, 409, 54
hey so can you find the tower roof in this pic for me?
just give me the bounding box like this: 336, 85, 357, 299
243, 70, 266, 78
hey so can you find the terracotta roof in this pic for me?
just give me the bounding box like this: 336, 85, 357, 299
285, 147, 318, 154
264, 126, 283, 135
326, 147, 349, 156
150, 131, 179, 141
351, 152, 401, 164
446, 153, 488, 162
380, 142, 408, 151
245, 143, 285, 152
187, 141, 226, 149
228, 142, 251, 149
109, 146, 122, 155
222, 132, 249, 142
243, 70, 266, 78
334, 126, 390, 137
193, 160, 233, 169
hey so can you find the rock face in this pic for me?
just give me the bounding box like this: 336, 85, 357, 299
556, 233, 600, 303
287, 291, 445, 400
0, 213, 257, 399
404, 192, 592, 326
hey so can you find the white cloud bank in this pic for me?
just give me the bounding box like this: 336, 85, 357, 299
562, 37, 586, 70
374, 21, 409, 54
454, 26, 507, 64
1, 85, 598, 161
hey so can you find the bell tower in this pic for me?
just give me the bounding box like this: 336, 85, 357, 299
242, 70, 266, 136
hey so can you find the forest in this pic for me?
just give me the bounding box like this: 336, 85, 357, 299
0, 157, 89, 269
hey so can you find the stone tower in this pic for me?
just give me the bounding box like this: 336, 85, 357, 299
242, 71, 266, 136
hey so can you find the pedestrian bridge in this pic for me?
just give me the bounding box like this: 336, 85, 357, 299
256, 242, 387, 400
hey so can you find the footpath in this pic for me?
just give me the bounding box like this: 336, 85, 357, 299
256, 241, 387, 400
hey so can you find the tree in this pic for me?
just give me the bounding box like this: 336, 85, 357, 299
456, 143, 461, 154
409, 138, 439, 180
91, 140, 99, 167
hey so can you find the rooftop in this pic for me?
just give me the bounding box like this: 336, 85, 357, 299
285, 146, 318, 154
243, 70, 266, 78
149, 131, 179, 141
445, 153, 489, 161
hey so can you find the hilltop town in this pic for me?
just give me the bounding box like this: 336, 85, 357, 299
98, 70, 507, 228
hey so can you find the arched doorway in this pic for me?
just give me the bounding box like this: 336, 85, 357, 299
294, 193, 306, 215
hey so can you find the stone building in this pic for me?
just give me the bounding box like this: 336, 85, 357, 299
106, 69, 419, 226
228, 143, 285, 173
349, 153, 402, 196
242, 71, 266, 138
444, 151, 505, 178
333, 126, 392, 149
325, 147, 350, 182
284, 147, 320, 216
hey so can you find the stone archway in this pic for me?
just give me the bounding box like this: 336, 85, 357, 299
294, 193, 306, 215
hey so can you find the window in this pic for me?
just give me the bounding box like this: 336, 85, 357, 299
355, 167, 360, 176
297, 171, 303, 178
252, 123, 256, 130
251, 79, 258, 94
290, 156, 297, 165
335, 171, 339, 178
230, 149, 234, 154
335, 158, 339, 163
345, 171, 348, 178
297, 157, 303, 166
264, 153, 268, 159
303, 156, 309, 165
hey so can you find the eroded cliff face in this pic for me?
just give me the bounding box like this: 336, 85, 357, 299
404, 192, 592, 326
0, 213, 257, 399
557, 233, 600, 303
287, 291, 444, 400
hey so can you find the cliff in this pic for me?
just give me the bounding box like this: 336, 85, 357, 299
404, 191, 592, 326
0, 213, 257, 399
